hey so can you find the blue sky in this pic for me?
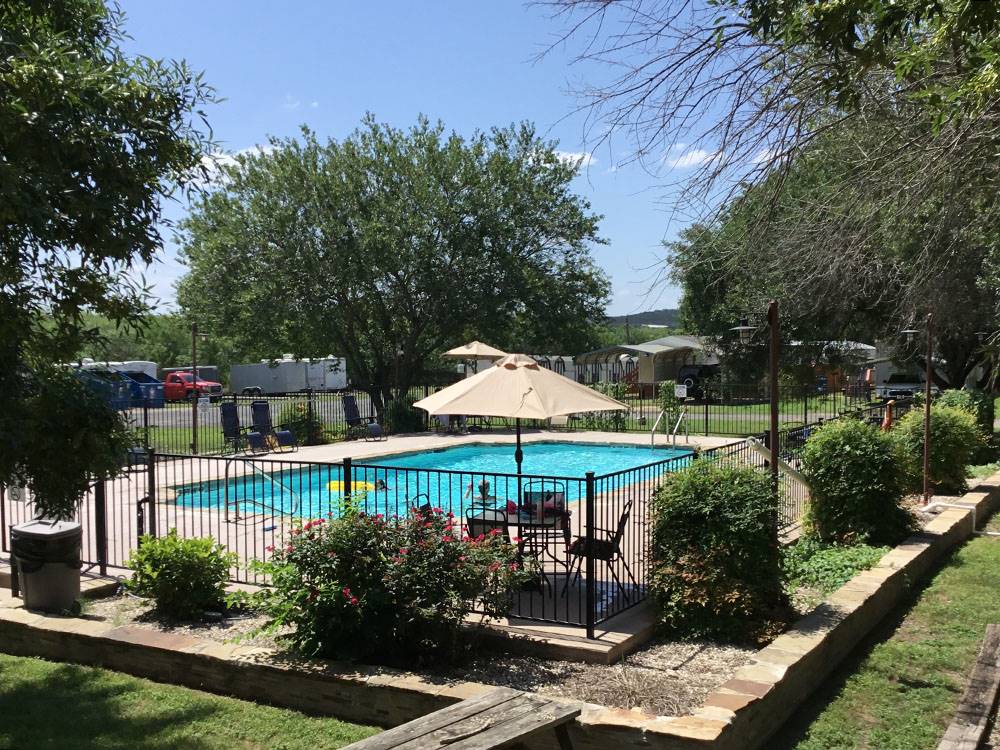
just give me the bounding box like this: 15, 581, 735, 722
120, 1, 693, 317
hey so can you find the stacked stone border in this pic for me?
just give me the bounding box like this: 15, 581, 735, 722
1, 470, 998, 750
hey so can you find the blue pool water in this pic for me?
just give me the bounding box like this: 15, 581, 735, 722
173, 441, 693, 519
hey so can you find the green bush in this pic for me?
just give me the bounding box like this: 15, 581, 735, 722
242, 507, 532, 664
894, 405, 983, 495
581, 382, 627, 431
802, 419, 916, 545
649, 459, 788, 643
385, 393, 425, 434
783, 537, 889, 596
936, 389, 995, 436
276, 400, 327, 445
126, 530, 236, 619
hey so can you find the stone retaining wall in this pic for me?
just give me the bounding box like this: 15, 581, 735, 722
1, 471, 998, 750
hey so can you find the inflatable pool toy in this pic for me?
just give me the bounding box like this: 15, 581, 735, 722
327, 480, 375, 493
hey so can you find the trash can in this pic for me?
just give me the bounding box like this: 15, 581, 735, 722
10, 519, 82, 613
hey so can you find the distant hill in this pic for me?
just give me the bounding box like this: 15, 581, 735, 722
606, 308, 681, 328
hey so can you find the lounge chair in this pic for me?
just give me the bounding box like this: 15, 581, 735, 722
220, 401, 267, 454
342, 394, 385, 441
250, 400, 297, 452
561, 499, 637, 600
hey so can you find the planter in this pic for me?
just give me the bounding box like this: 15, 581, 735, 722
10, 520, 82, 613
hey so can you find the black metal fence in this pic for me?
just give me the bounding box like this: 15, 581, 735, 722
1, 394, 910, 636
123, 387, 436, 456
122, 381, 880, 457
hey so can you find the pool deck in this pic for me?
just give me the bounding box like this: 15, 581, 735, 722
261, 428, 738, 465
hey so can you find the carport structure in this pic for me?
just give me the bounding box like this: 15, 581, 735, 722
575, 335, 717, 397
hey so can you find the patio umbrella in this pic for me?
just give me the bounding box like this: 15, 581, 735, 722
413, 353, 627, 476
443, 341, 507, 375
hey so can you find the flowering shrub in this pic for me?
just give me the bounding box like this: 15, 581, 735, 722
241, 507, 532, 664
276, 401, 327, 445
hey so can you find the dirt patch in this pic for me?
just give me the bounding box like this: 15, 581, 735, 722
83, 592, 753, 717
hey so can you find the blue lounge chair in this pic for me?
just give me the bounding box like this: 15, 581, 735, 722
342, 394, 385, 441
250, 400, 297, 452
220, 401, 267, 454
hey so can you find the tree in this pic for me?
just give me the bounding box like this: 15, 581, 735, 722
1, 0, 213, 514
545, 1, 1000, 377
667, 114, 998, 387
178, 117, 610, 417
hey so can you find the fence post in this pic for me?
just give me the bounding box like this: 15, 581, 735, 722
146, 448, 158, 538
142, 398, 150, 450
94, 478, 107, 576
803, 386, 808, 426
343, 457, 353, 505
704, 400, 709, 436
585, 471, 596, 640
306, 389, 316, 445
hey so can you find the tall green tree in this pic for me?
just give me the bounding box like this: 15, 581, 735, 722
1, 0, 213, 514
178, 117, 609, 417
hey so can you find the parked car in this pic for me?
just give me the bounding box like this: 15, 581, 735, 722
875, 373, 940, 400
162, 371, 224, 402
675, 364, 720, 399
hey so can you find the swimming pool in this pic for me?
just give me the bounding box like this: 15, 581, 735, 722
173, 441, 693, 519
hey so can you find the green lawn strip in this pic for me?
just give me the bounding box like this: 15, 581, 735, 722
775, 535, 1000, 750
0, 653, 378, 750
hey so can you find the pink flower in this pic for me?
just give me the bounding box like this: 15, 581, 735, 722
327, 551, 336, 558
509, 563, 519, 571
511, 536, 522, 544
442, 535, 455, 543
349, 596, 359, 606
488, 562, 501, 573
432, 507, 443, 514
489, 528, 501, 536
399, 548, 408, 555
458, 555, 467, 562
285, 544, 294, 553
265, 545, 274, 553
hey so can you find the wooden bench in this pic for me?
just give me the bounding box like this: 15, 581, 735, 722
345, 687, 580, 749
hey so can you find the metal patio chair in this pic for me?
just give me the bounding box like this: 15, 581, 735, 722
561, 499, 638, 600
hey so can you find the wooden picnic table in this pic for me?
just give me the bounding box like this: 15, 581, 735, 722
344, 687, 579, 750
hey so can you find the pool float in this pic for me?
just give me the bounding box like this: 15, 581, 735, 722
327, 480, 375, 493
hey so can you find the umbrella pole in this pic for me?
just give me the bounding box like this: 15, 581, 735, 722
515, 418, 523, 507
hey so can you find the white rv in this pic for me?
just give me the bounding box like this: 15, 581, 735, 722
229, 356, 348, 395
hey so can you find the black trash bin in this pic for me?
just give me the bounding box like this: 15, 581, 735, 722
10, 520, 82, 613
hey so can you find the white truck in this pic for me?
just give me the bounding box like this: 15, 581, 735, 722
229, 356, 348, 395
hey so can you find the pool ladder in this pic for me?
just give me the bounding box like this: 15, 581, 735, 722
650, 406, 689, 447
223, 458, 302, 522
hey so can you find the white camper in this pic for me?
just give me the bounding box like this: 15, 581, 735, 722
229, 356, 348, 395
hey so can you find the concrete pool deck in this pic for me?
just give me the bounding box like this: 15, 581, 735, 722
240, 428, 739, 465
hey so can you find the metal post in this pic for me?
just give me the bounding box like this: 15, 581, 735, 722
146, 448, 158, 537
704, 400, 709, 436
768, 300, 780, 497
94, 479, 107, 576
923, 313, 933, 502
191, 322, 199, 455
803, 385, 808, 426
143, 398, 150, 450
585, 471, 596, 640
306, 389, 315, 445
343, 457, 353, 505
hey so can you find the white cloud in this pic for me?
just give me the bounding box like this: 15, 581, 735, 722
282, 94, 301, 110
310, 100, 319, 109
666, 147, 714, 169
555, 150, 597, 168
197, 144, 274, 184
751, 147, 779, 164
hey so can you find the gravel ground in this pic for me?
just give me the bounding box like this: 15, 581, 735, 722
83, 592, 754, 717
434, 639, 755, 717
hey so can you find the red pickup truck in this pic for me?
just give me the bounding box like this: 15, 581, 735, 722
162, 372, 224, 402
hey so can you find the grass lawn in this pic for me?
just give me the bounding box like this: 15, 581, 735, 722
0, 653, 378, 749
773, 533, 1000, 749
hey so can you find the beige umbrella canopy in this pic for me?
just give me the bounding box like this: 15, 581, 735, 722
442, 341, 508, 361
413, 353, 627, 475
